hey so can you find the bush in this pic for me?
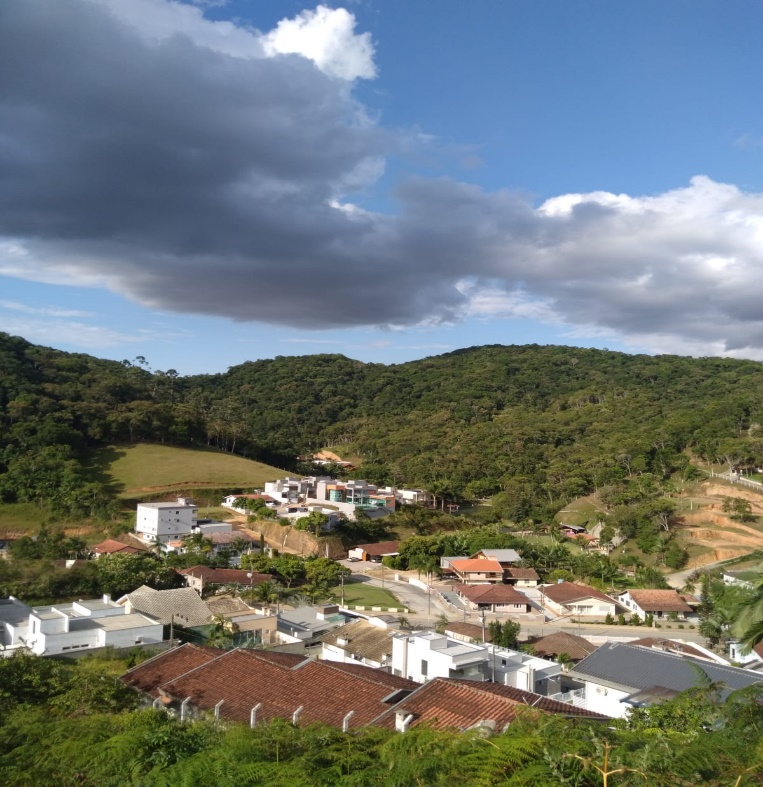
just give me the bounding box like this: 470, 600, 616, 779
678, 624, 684, 629
604, 613, 615, 625
617, 613, 626, 626
630, 613, 642, 627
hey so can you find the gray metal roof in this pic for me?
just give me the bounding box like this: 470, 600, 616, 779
476, 549, 521, 563
570, 643, 763, 695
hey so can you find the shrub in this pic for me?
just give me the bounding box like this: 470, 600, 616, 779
630, 613, 642, 627
604, 613, 615, 625
617, 613, 626, 626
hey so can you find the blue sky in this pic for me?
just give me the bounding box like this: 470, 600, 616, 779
2, 0, 763, 374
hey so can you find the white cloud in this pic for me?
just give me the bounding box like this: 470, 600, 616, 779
262, 5, 376, 81
0, 300, 94, 318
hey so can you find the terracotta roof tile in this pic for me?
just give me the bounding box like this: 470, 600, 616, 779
154, 649, 416, 727
505, 567, 540, 580
355, 541, 400, 556
443, 622, 492, 643
531, 632, 596, 661
456, 584, 530, 605
93, 538, 146, 555
542, 582, 617, 606
372, 678, 608, 730
122, 644, 219, 696
622, 589, 693, 613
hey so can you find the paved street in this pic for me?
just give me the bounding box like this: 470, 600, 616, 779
345, 569, 711, 645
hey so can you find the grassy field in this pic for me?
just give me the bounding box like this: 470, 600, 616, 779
0, 502, 50, 535
330, 580, 401, 608
86, 444, 288, 498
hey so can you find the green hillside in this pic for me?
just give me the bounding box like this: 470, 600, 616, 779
2, 331, 763, 523
90, 444, 286, 498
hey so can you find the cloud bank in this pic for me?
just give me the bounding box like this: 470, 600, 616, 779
2, 0, 763, 358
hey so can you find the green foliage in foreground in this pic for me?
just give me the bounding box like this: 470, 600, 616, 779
3, 651, 763, 785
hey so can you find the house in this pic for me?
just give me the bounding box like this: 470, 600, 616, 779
390, 631, 566, 694
448, 558, 505, 585
455, 584, 531, 614
540, 582, 620, 619
348, 541, 400, 563
222, 493, 277, 512
530, 632, 596, 663
277, 603, 349, 646
118, 586, 214, 628
0, 594, 162, 656
135, 497, 198, 543
396, 488, 433, 506
370, 678, 608, 731
205, 597, 279, 647
617, 589, 698, 621
442, 550, 523, 584
471, 549, 521, 567
729, 640, 763, 666
504, 567, 540, 587
319, 619, 395, 669
91, 537, 147, 558
391, 631, 489, 683
177, 566, 272, 595
568, 642, 763, 718
122, 646, 417, 729
723, 569, 760, 590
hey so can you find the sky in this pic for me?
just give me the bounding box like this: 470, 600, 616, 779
2, 0, 763, 375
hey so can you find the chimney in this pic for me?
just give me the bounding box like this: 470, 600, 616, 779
395, 710, 415, 733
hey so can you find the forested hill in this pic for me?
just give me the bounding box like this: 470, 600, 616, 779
2, 332, 763, 520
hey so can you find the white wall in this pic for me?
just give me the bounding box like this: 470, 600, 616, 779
136, 503, 197, 542
583, 681, 630, 718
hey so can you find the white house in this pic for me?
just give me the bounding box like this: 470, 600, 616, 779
389, 631, 564, 694
617, 589, 698, 621
135, 497, 198, 543
0, 595, 163, 656
540, 582, 620, 619
569, 643, 763, 719
729, 641, 763, 665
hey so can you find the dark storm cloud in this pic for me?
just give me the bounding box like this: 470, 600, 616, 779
2, 0, 763, 357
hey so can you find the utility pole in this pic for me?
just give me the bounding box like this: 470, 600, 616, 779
170, 613, 174, 645
340, 571, 345, 606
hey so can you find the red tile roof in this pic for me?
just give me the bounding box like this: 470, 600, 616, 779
531, 632, 596, 661
143, 648, 416, 728
178, 566, 272, 585
372, 678, 608, 730
456, 584, 530, 605
122, 644, 219, 696
505, 567, 540, 581
355, 541, 401, 556
623, 589, 693, 613
542, 582, 617, 606
443, 622, 492, 643
92, 538, 146, 555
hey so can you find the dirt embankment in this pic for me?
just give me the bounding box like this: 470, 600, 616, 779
240, 519, 346, 559
701, 483, 763, 512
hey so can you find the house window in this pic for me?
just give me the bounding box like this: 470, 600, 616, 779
421, 659, 428, 677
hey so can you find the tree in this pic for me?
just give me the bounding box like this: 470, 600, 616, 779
303, 558, 350, 601
723, 497, 755, 522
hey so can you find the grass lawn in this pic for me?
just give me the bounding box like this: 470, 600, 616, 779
329, 580, 402, 608
85, 444, 287, 498
0, 502, 50, 534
